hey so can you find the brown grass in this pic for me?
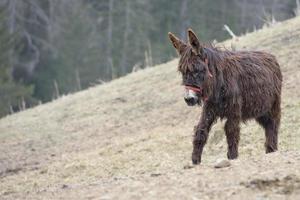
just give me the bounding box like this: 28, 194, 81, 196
0, 17, 300, 199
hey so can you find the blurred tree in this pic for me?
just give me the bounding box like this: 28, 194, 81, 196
0, 7, 36, 117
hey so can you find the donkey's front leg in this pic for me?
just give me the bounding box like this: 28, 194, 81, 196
192, 108, 216, 165
224, 119, 240, 159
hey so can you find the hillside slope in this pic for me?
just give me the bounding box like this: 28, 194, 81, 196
1, 17, 300, 199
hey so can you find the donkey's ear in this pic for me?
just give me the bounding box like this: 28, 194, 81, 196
188, 28, 203, 55
168, 32, 185, 54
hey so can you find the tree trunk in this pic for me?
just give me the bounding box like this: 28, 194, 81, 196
7, 0, 17, 34
7, 0, 18, 81
179, 0, 189, 39
107, 0, 116, 79
120, 1, 131, 75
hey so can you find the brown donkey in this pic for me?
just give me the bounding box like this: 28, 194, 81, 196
168, 29, 282, 164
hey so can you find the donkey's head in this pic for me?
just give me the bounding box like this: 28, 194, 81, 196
168, 29, 212, 106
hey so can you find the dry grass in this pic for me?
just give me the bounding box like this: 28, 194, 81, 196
0, 17, 300, 199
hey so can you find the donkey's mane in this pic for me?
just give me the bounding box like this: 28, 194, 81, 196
178, 43, 233, 74
178, 46, 194, 73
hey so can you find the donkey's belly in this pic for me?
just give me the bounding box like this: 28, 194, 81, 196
240, 91, 275, 120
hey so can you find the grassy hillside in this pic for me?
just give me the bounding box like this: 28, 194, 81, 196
1, 17, 300, 199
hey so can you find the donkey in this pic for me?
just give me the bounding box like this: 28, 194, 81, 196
168, 29, 282, 164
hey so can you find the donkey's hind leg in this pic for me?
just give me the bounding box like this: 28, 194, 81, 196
256, 113, 279, 153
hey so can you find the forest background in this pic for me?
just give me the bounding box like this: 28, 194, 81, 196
0, 0, 298, 117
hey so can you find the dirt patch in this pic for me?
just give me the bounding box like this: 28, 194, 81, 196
0, 167, 23, 178
242, 175, 300, 195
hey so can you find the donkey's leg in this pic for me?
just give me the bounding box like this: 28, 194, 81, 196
224, 119, 240, 159
256, 113, 279, 153
192, 108, 216, 165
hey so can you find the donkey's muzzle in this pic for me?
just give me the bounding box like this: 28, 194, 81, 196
184, 88, 199, 106
184, 96, 198, 106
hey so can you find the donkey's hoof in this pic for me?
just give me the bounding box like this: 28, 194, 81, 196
192, 155, 201, 165
192, 159, 199, 165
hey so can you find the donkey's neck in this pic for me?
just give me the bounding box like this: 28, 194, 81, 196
203, 47, 229, 104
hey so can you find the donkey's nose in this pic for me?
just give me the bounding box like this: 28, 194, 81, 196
184, 89, 198, 106
184, 96, 198, 106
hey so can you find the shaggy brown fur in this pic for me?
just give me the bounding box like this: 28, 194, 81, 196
168, 29, 282, 164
